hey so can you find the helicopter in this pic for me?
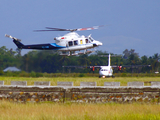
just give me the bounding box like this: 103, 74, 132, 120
5, 26, 103, 56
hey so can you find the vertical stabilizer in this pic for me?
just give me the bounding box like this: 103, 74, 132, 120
108, 54, 111, 66
5, 34, 24, 49
13, 39, 24, 49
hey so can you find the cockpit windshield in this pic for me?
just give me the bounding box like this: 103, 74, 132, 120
88, 36, 94, 42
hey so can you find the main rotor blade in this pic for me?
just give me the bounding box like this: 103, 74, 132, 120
34, 27, 74, 32
33, 30, 60, 32
34, 25, 106, 32
45, 27, 71, 31
77, 25, 104, 31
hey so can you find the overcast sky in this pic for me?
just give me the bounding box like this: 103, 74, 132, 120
0, 0, 160, 57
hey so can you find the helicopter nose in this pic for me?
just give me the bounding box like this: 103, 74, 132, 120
93, 41, 103, 46
98, 42, 103, 46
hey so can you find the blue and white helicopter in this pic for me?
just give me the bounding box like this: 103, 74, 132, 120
5, 26, 103, 56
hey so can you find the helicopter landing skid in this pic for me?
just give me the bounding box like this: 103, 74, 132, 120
86, 50, 95, 54
78, 50, 94, 55
59, 50, 95, 56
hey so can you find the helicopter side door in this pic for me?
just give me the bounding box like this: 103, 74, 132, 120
67, 40, 78, 47
66, 37, 92, 51
67, 40, 81, 51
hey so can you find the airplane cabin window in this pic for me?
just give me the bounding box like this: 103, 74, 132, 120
68, 41, 73, 46
74, 40, 78, 45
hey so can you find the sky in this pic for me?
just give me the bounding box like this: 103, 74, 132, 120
0, 0, 160, 57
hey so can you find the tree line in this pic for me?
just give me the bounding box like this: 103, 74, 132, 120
0, 46, 159, 74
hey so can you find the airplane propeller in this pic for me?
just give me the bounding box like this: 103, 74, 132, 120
34, 25, 105, 32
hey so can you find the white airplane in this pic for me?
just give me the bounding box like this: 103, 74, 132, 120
96, 54, 151, 78
63, 54, 151, 78
98, 54, 114, 78
5, 26, 103, 56
62, 54, 115, 77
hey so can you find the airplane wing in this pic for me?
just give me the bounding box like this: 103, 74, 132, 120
62, 65, 101, 73
62, 66, 87, 68
63, 65, 151, 69
112, 65, 151, 71
112, 65, 151, 68
62, 65, 102, 68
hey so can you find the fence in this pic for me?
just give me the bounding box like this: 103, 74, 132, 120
0, 81, 160, 103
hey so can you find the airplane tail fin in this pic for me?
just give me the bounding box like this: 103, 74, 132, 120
5, 34, 24, 49
108, 54, 111, 66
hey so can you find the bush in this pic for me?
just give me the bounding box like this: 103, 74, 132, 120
19, 71, 30, 77
36, 72, 43, 77
0, 70, 4, 75
30, 71, 36, 77
121, 73, 127, 77
79, 73, 85, 77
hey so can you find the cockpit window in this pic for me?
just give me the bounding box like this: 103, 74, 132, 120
89, 37, 94, 42
85, 39, 88, 43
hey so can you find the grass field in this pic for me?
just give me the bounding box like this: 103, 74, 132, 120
0, 76, 160, 119
0, 101, 160, 120
1, 76, 160, 86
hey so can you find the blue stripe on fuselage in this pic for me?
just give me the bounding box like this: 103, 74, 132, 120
22, 43, 66, 50
50, 43, 65, 48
